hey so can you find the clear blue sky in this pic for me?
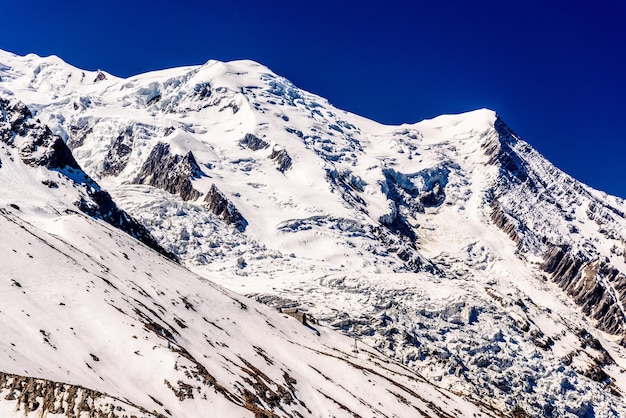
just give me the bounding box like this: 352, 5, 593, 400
2, 0, 625, 197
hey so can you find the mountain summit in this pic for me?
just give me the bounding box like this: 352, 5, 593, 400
1, 49, 626, 417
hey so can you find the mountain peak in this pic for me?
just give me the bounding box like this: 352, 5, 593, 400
413, 107, 498, 133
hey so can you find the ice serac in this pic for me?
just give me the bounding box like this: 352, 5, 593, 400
0, 205, 499, 417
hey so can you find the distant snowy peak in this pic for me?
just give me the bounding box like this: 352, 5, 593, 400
4, 50, 625, 280
3, 50, 625, 307
0, 50, 118, 102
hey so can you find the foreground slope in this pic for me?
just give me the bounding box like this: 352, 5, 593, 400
0, 95, 497, 417
2, 49, 626, 416
1, 209, 497, 417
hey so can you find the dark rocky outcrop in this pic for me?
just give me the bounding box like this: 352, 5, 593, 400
0, 97, 177, 262
1, 97, 80, 170
483, 117, 534, 187
542, 247, 626, 336
19, 124, 82, 171
489, 199, 521, 245
93, 70, 107, 83
240, 133, 269, 151
0, 371, 163, 417
269, 147, 292, 172
67, 124, 93, 149
1, 98, 31, 136
103, 126, 134, 176
134, 142, 203, 201
204, 184, 247, 231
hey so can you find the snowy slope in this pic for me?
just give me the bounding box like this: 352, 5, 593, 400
1, 208, 498, 417
0, 96, 497, 417
2, 49, 626, 416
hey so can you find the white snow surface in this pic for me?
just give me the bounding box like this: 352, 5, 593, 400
0, 104, 493, 417
2, 49, 626, 417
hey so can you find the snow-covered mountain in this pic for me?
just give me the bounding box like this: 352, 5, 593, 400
2, 49, 626, 416
0, 94, 496, 417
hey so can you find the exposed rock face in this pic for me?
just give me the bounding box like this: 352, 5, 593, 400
483, 117, 533, 187
489, 198, 521, 245
542, 247, 626, 336
134, 142, 203, 201
67, 124, 93, 150
19, 125, 82, 171
269, 147, 292, 172
0, 371, 162, 417
240, 133, 269, 151
103, 126, 134, 176
204, 184, 247, 231
1, 98, 31, 136
93, 70, 107, 83
0, 98, 80, 170
485, 117, 626, 341
0, 97, 176, 262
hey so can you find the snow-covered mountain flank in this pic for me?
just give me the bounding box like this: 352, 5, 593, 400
0, 89, 492, 418
2, 49, 626, 417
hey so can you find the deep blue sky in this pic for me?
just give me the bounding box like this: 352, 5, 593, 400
3, 0, 625, 197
